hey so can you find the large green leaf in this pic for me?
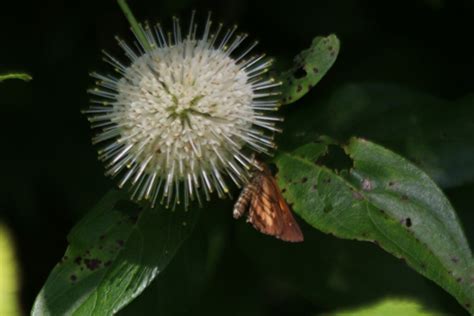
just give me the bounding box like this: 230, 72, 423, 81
280, 34, 339, 105
281, 83, 474, 188
32, 190, 199, 315
119, 199, 229, 315
274, 138, 474, 314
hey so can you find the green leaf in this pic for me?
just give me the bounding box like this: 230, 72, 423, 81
119, 199, 229, 315
274, 138, 474, 314
281, 83, 474, 188
330, 298, 440, 316
280, 34, 339, 105
0, 73, 32, 82
32, 190, 199, 315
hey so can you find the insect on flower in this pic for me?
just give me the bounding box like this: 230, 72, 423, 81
83, 10, 283, 209
233, 159, 304, 242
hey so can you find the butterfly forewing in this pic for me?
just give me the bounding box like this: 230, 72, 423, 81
236, 161, 304, 242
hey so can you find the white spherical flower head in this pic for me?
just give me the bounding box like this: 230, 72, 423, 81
85, 14, 282, 209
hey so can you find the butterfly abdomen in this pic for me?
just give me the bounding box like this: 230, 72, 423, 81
233, 181, 258, 219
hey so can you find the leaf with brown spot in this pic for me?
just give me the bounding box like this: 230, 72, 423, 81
32, 190, 199, 315
279, 34, 340, 105
274, 138, 474, 314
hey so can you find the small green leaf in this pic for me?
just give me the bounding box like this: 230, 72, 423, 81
331, 298, 440, 316
0, 73, 32, 82
32, 190, 199, 315
274, 138, 474, 314
280, 34, 339, 105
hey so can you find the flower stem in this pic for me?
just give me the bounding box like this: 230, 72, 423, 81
117, 0, 152, 51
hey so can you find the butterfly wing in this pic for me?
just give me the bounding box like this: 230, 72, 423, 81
247, 166, 304, 242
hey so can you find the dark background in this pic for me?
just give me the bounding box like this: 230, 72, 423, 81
1, 0, 474, 315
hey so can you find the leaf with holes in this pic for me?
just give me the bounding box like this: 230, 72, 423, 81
279, 34, 339, 105
281, 83, 474, 188
274, 138, 474, 314
32, 190, 199, 315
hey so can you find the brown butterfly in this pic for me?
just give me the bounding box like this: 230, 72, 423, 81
233, 159, 304, 242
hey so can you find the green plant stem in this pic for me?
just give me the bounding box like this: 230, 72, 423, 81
117, 0, 152, 51
0, 73, 32, 82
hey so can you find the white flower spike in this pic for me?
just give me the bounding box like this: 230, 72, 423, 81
84, 11, 282, 209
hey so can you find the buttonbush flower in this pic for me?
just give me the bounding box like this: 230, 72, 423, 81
84, 13, 282, 209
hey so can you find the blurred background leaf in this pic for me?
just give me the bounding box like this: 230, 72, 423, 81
0, 222, 21, 316
329, 298, 440, 316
